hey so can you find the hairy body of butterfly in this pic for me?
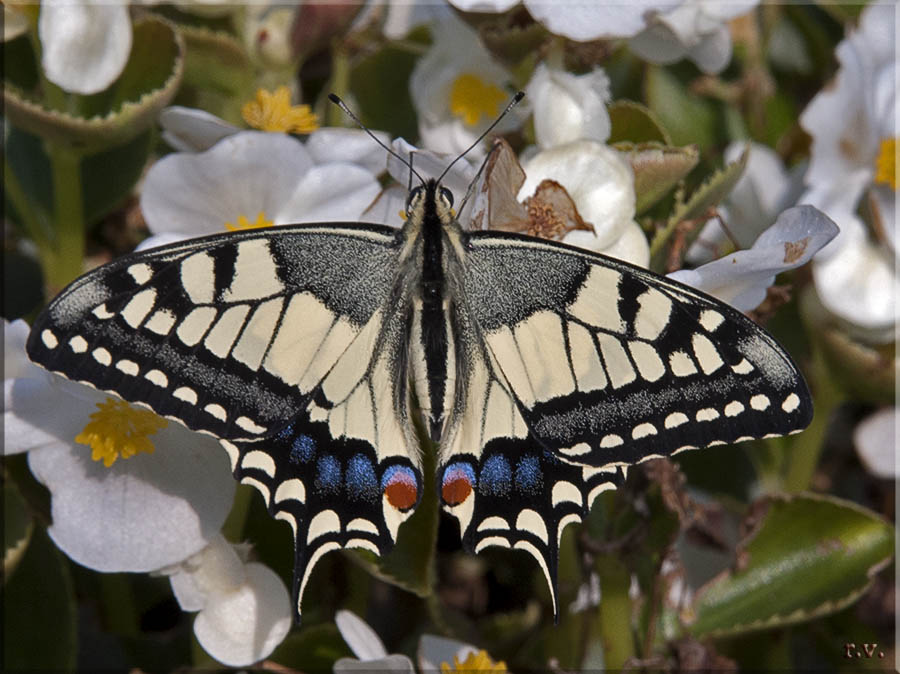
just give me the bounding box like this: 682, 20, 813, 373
26, 179, 813, 622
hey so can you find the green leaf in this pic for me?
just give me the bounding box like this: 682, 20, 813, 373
3, 16, 183, 152
3, 478, 34, 582
644, 66, 716, 151
686, 493, 895, 638
617, 143, 699, 215
2, 527, 77, 671
608, 100, 671, 145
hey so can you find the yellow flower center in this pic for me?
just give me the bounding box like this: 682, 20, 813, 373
449, 74, 506, 127
224, 211, 274, 232
440, 650, 507, 673
874, 137, 896, 191
242, 86, 319, 134
75, 398, 168, 467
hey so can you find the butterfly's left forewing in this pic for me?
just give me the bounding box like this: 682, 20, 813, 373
27, 224, 423, 620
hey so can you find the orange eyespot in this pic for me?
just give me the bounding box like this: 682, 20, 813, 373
441, 476, 472, 506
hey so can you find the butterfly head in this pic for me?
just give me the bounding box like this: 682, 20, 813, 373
405, 179, 455, 221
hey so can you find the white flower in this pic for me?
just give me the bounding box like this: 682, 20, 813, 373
38, 0, 132, 95
688, 141, 805, 265
4, 319, 235, 572
627, 1, 758, 74
800, 3, 897, 344
853, 407, 898, 480
140, 130, 381, 247
526, 63, 612, 150
166, 535, 291, 667
522, 141, 649, 267
448, 1, 752, 73
669, 205, 839, 312
409, 14, 521, 158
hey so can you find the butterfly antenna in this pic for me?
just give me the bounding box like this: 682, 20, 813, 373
437, 90, 525, 184
328, 93, 426, 185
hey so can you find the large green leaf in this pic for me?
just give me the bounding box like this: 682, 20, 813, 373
686, 493, 894, 637
4, 16, 183, 151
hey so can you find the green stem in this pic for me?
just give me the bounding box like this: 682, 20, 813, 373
782, 345, 843, 492
45, 141, 85, 294
596, 554, 635, 669
4, 157, 51, 252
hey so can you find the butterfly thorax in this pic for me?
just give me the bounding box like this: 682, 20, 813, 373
405, 180, 459, 442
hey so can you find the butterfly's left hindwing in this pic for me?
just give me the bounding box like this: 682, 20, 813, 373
26, 223, 424, 620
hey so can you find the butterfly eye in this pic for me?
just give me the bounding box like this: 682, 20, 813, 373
405, 186, 424, 215
439, 186, 454, 209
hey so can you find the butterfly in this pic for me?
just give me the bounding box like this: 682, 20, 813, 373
25, 107, 812, 623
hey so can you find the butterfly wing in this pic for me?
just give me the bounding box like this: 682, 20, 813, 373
439, 230, 811, 613
26, 224, 423, 620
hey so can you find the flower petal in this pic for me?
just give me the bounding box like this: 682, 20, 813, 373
141, 131, 314, 237
525, 0, 681, 40
519, 141, 636, 249
277, 163, 380, 223
853, 407, 898, 479
335, 610, 389, 660
306, 128, 391, 175
669, 205, 839, 311
193, 562, 291, 667
159, 106, 240, 153
39, 1, 132, 95
27, 424, 234, 572
812, 215, 898, 343
527, 63, 611, 149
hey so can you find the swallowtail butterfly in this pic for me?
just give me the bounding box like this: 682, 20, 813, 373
26, 100, 812, 622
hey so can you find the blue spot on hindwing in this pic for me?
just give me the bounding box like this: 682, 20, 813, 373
442, 462, 476, 489
479, 454, 512, 496
515, 455, 542, 494
346, 454, 379, 501
381, 464, 417, 491
315, 454, 341, 494
290, 434, 316, 464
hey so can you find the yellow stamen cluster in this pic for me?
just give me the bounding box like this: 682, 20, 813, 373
242, 86, 319, 134
449, 74, 506, 127
440, 650, 507, 673
224, 211, 274, 232
75, 398, 168, 467
874, 137, 896, 191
